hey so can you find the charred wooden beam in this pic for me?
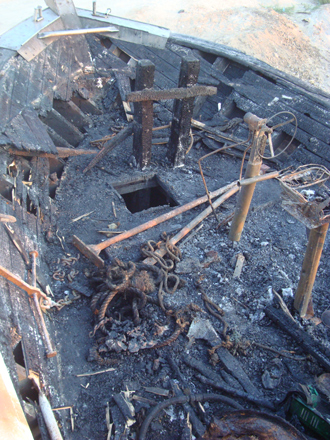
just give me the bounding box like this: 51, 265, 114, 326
265, 305, 330, 372
9, 147, 98, 158
83, 123, 133, 173
71, 95, 102, 115
114, 71, 134, 122
53, 99, 92, 132
167, 56, 200, 168
132, 60, 155, 169
41, 109, 84, 147
294, 223, 329, 317
126, 85, 216, 102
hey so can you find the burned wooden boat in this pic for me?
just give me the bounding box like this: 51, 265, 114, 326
1, 1, 330, 439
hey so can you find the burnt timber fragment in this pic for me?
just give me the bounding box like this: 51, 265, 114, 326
83, 123, 134, 173
167, 56, 200, 168
265, 305, 330, 372
132, 59, 155, 169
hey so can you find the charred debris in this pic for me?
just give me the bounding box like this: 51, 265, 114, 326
1, 2, 330, 439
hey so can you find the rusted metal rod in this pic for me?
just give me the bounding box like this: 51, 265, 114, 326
238, 171, 280, 186
126, 85, 216, 102
0, 265, 46, 298
73, 181, 237, 267
30, 251, 57, 358
294, 223, 329, 317
229, 112, 268, 242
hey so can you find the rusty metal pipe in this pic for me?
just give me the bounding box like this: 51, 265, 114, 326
229, 112, 268, 242
238, 171, 280, 186
0, 265, 45, 298
229, 162, 262, 242
294, 223, 329, 317
39, 390, 64, 440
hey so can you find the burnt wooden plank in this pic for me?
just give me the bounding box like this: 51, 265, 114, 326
127, 85, 216, 102
71, 95, 102, 115
216, 347, 262, 397
113, 39, 178, 88
114, 72, 134, 122
169, 33, 330, 107
41, 108, 84, 147
22, 108, 57, 154
6, 114, 39, 152
237, 70, 330, 144
86, 36, 132, 73
53, 38, 72, 101
10, 59, 31, 115
51, 36, 90, 102
232, 92, 330, 164
266, 305, 330, 372
4, 109, 57, 154
241, 70, 330, 126
53, 99, 92, 131
133, 60, 155, 169
289, 144, 330, 167
0, 196, 46, 375
0, 59, 20, 131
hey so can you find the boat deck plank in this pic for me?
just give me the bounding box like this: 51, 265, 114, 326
0, 195, 47, 376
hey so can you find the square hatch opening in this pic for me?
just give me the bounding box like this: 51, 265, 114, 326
113, 175, 179, 214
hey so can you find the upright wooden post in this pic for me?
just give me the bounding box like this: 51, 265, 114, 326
294, 223, 329, 317
167, 56, 200, 168
229, 113, 267, 242
132, 60, 155, 169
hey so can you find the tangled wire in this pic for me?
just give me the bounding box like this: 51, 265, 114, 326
89, 233, 196, 359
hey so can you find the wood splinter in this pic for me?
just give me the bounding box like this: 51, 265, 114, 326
233, 253, 245, 279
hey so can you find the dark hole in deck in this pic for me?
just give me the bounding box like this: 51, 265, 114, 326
49, 157, 65, 199
0, 180, 13, 202
114, 175, 179, 214
197, 50, 217, 65
13, 340, 25, 368
222, 61, 248, 80
26, 195, 37, 216
13, 341, 39, 404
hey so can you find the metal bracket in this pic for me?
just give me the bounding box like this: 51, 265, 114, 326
34, 5, 44, 23
92, 1, 111, 18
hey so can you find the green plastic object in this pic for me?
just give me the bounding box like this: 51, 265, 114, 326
289, 393, 330, 439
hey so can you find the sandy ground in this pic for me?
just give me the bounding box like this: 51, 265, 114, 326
0, 0, 329, 92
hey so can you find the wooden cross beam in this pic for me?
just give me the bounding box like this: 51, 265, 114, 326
126, 85, 217, 102
131, 56, 216, 169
